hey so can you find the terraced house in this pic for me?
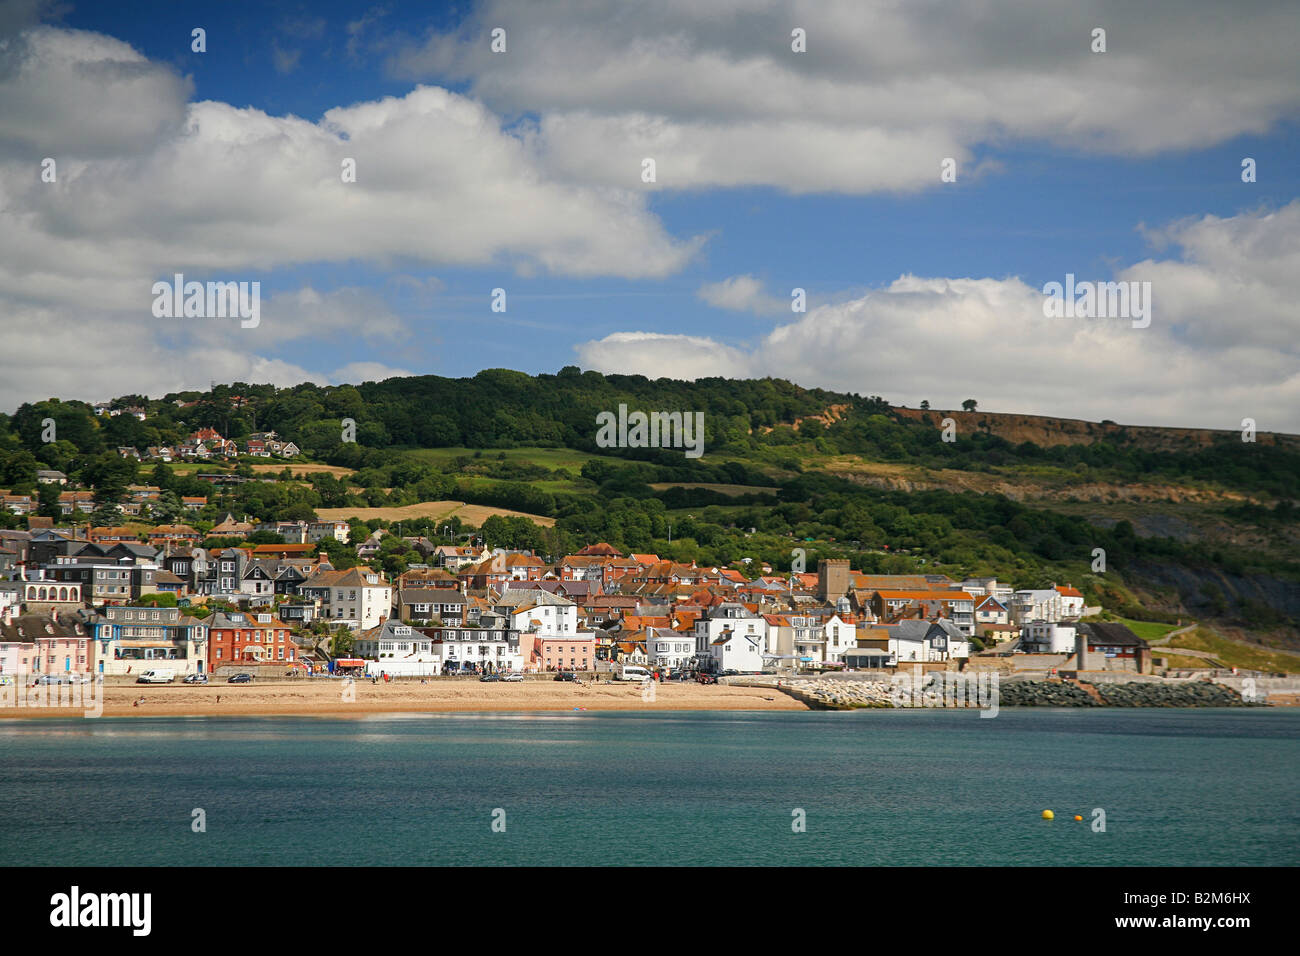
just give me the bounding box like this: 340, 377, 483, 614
93, 604, 208, 677
208, 612, 298, 671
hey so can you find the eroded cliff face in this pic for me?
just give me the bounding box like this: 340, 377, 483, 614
891, 406, 1299, 452
1127, 559, 1300, 651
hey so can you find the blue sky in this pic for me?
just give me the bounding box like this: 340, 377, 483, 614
3, 0, 1299, 428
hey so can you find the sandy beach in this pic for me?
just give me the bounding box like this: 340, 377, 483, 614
0, 677, 808, 719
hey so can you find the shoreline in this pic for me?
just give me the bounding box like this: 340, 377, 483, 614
0, 679, 809, 719
3, 677, 1293, 720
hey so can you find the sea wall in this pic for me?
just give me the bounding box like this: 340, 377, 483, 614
771, 676, 1255, 709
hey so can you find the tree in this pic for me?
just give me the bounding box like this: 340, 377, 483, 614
331, 629, 355, 657
37, 482, 62, 521
920, 400, 930, 410
961, 399, 978, 412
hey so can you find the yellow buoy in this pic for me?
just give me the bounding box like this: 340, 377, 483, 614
1074, 815, 1083, 822
1041, 810, 1054, 820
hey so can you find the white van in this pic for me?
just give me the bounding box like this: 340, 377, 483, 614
136, 669, 175, 684
617, 665, 654, 682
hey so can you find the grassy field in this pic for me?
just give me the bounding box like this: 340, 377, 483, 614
1114, 617, 1182, 642
315, 500, 555, 527
1164, 627, 1300, 674
401, 446, 625, 472
648, 482, 776, 496
250, 463, 354, 478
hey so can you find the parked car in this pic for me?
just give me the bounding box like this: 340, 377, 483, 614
554, 671, 579, 682
696, 672, 718, 685
500, 672, 524, 682
183, 673, 209, 684
34, 674, 67, 685
479, 674, 501, 682
226, 673, 253, 684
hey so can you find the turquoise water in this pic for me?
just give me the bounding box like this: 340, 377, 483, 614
0, 709, 1295, 866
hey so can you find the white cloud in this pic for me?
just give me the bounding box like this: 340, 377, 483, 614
391, 0, 1300, 194
579, 204, 1300, 431
0, 26, 190, 159
697, 275, 788, 315
0, 23, 705, 409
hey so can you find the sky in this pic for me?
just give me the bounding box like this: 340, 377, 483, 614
1, 0, 1298, 430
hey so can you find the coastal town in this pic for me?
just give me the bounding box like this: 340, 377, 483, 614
1, 447, 1284, 711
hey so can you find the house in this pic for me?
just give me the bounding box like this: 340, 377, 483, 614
1054, 584, 1086, 620
1011, 589, 1065, 625
418, 617, 522, 673
396, 588, 468, 625
147, 525, 202, 547
356, 530, 386, 560
92, 604, 208, 676
1, 610, 96, 679
692, 603, 767, 664
210, 514, 256, 539
538, 634, 597, 672
1021, 621, 1077, 654
646, 626, 695, 673
57, 491, 96, 515
300, 566, 392, 629
1074, 622, 1152, 674
46, 545, 162, 606
3, 495, 34, 515
706, 628, 764, 673
496, 588, 579, 636
975, 595, 1009, 627
307, 520, 349, 544
181, 496, 207, 512
36, 470, 67, 485
207, 612, 297, 671
870, 590, 977, 636
355, 620, 440, 676
89, 526, 138, 544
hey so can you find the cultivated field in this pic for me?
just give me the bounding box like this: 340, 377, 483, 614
314, 500, 555, 527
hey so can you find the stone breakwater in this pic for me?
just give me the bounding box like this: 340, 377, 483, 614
771, 677, 1254, 710
779, 679, 896, 710
999, 679, 1252, 708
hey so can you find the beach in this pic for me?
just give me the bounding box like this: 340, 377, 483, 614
0, 677, 808, 719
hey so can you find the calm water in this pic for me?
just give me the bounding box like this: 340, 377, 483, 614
0, 709, 1295, 866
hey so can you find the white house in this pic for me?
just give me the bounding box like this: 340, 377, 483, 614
1021, 621, 1077, 654
302, 567, 392, 629
693, 603, 767, 662
356, 621, 441, 676
1054, 585, 1085, 620
646, 627, 695, 673
1011, 589, 1064, 625
707, 628, 764, 673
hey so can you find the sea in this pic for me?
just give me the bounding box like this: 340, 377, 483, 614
0, 708, 1295, 866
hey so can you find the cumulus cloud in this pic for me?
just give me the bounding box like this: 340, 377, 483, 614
0, 26, 191, 159
391, 0, 1300, 194
0, 23, 703, 407
579, 204, 1300, 431
697, 275, 789, 315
